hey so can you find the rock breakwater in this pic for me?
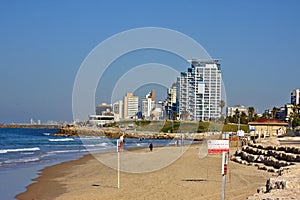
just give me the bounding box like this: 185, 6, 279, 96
231, 141, 300, 173
54, 126, 208, 140
247, 164, 300, 199
230, 140, 300, 199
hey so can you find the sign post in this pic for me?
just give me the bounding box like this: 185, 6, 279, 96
207, 140, 229, 200
117, 139, 121, 189
221, 152, 229, 200
207, 140, 229, 154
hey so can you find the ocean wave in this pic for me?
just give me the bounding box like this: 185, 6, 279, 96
78, 136, 105, 141
20, 152, 35, 155
0, 147, 40, 154
84, 142, 110, 147
47, 149, 88, 154
42, 132, 52, 136
3, 157, 40, 164
98, 142, 109, 147
48, 138, 74, 142
48, 150, 80, 154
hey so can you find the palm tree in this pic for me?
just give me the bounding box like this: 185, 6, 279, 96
289, 104, 300, 129
248, 107, 255, 122
234, 108, 240, 118
181, 110, 189, 121
172, 112, 178, 120
240, 111, 247, 124
272, 107, 279, 119
219, 100, 225, 115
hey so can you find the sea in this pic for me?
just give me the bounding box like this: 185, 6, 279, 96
0, 128, 185, 200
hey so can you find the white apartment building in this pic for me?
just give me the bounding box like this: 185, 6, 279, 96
291, 89, 300, 105
124, 93, 139, 119
141, 90, 155, 119
177, 59, 222, 121
113, 100, 123, 120
227, 105, 249, 117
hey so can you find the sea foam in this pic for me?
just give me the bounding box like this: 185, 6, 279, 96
3, 157, 40, 164
0, 147, 40, 154
48, 138, 74, 142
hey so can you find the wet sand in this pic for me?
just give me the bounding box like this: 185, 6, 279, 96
17, 145, 271, 200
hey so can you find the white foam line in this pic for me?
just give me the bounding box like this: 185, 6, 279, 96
0, 147, 40, 154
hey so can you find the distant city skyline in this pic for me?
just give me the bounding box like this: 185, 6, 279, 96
0, 1, 300, 123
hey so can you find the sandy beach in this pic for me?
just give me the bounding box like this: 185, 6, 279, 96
17, 144, 271, 200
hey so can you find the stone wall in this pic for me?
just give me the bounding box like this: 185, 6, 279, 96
231, 141, 300, 173
230, 140, 300, 199
247, 164, 300, 200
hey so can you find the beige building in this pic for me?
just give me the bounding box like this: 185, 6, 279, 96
285, 104, 295, 121
248, 118, 288, 138
124, 93, 139, 119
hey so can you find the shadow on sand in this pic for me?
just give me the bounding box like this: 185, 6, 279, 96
91, 183, 117, 188
181, 179, 207, 182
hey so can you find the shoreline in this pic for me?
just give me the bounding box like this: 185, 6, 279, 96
16, 145, 271, 200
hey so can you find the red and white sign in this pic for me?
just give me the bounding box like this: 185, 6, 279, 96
207, 140, 229, 154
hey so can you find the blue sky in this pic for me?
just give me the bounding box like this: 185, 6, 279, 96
0, 0, 299, 123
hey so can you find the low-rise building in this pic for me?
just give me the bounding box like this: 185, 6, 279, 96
248, 118, 288, 138
88, 114, 115, 126
274, 104, 297, 122
227, 105, 248, 117
96, 103, 113, 115
275, 107, 286, 121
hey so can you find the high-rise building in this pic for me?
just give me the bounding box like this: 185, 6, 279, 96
165, 83, 177, 119
141, 90, 156, 119
113, 100, 123, 119
291, 89, 300, 105
124, 93, 139, 119
177, 59, 222, 121
150, 89, 156, 102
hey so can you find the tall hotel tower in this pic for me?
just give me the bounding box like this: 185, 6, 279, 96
177, 59, 222, 121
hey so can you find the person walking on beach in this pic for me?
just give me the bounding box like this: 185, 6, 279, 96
149, 142, 153, 151
119, 133, 125, 151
